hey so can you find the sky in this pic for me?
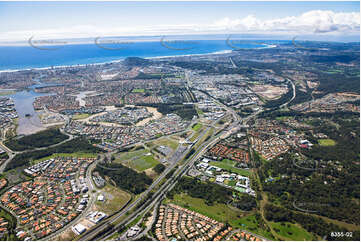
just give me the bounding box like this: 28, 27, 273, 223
0, 1, 359, 42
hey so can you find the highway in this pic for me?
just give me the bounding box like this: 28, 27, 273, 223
280, 78, 296, 108
81, 74, 297, 241
78, 144, 192, 240
42, 157, 100, 241
78, 116, 224, 241
99, 121, 226, 240
0, 69, 299, 241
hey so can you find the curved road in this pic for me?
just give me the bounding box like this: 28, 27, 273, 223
0, 128, 74, 172
78, 116, 225, 241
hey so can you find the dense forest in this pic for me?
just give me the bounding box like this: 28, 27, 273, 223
5, 128, 68, 151
258, 115, 360, 224
5, 138, 103, 171
134, 72, 176, 80
0, 152, 8, 160
123, 57, 151, 67
169, 176, 232, 205
314, 72, 360, 98
153, 164, 166, 174
303, 117, 360, 163
288, 87, 313, 106
232, 194, 257, 211
138, 103, 198, 120
94, 162, 152, 194
308, 54, 358, 64
0, 208, 18, 241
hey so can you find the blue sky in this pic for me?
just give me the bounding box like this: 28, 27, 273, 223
0, 1, 359, 42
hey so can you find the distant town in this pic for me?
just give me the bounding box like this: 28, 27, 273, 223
0, 39, 359, 241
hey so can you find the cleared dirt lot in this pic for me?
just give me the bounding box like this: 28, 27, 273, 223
251, 84, 288, 100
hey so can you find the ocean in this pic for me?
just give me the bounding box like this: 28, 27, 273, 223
0, 39, 274, 71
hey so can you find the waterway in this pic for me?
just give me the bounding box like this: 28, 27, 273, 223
6, 81, 55, 135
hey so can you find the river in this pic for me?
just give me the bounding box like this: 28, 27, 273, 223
6, 82, 55, 135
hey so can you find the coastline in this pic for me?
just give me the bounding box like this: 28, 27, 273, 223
0, 44, 277, 74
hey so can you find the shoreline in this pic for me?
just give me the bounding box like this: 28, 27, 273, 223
0, 44, 277, 74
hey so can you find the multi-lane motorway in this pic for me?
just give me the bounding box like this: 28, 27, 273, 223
98, 120, 227, 240
58, 71, 291, 240
78, 116, 226, 241
78, 72, 248, 241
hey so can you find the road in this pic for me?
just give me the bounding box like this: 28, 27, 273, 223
43, 157, 100, 241
229, 57, 238, 68
80, 75, 294, 240
100, 122, 225, 241
78, 116, 224, 241
101, 72, 296, 241
280, 78, 296, 108
78, 144, 190, 241
0, 128, 74, 172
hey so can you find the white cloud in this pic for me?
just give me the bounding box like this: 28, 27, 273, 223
0, 10, 359, 42
212, 10, 360, 34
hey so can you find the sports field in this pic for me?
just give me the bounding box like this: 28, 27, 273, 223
115, 148, 160, 171
130, 155, 159, 171
318, 139, 336, 146
192, 123, 203, 131
72, 113, 91, 120
132, 88, 145, 93
210, 159, 251, 176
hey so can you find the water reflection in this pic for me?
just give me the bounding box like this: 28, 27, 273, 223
8, 81, 56, 135
9, 90, 49, 135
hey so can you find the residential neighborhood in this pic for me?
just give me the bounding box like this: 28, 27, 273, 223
0, 157, 95, 240
154, 204, 264, 241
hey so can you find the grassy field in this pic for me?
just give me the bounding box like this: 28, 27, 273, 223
192, 127, 214, 147
275, 116, 294, 121
31, 152, 98, 165
152, 137, 178, 151
167, 194, 275, 240
72, 113, 91, 120
132, 88, 145, 93
115, 148, 149, 161
192, 123, 203, 131
189, 128, 204, 142
0, 90, 16, 96
314, 213, 360, 232
166, 193, 240, 223
325, 69, 343, 74
210, 159, 251, 176
318, 139, 336, 146
233, 214, 274, 240
95, 184, 131, 214
130, 155, 159, 171
269, 222, 316, 241
115, 148, 159, 171
195, 106, 204, 116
